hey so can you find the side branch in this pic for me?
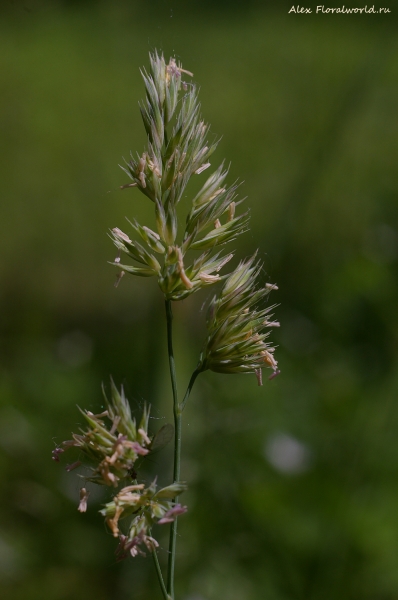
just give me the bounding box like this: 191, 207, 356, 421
180, 368, 201, 412
151, 540, 170, 600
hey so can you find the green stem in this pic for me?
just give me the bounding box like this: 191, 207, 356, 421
164, 299, 179, 599
165, 300, 179, 417
151, 542, 170, 600
164, 300, 201, 599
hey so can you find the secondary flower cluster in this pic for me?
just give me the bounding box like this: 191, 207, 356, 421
53, 379, 151, 487
199, 255, 280, 384
101, 479, 187, 559
53, 379, 187, 559
111, 52, 248, 300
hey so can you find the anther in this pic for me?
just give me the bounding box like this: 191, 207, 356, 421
114, 270, 125, 288
255, 368, 263, 386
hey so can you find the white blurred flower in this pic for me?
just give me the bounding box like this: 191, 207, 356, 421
264, 433, 311, 474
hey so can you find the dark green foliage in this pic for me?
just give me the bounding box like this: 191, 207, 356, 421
1, 2, 397, 600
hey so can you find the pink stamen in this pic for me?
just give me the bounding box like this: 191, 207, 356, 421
268, 369, 281, 381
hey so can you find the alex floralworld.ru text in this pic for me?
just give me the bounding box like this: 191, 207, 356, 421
289, 5, 391, 13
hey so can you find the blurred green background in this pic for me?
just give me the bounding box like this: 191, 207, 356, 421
1, 0, 398, 598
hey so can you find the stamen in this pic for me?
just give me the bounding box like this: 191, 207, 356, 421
110, 416, 121, 436
112, 228, 132, 243
268, 369, 281, 381
195, 163, 211, 175
78, 488, 89, 513
66, 461, 82, 472
199, 273, 220, 283
143, 226, 160, 240
120, 183, 138, 189
114, 270, 125, 288
265, 321, 280, 327
138, 428, 151, 445
255, 368, 263, 386
52, 447, 64, 462
216, 253, 233, 272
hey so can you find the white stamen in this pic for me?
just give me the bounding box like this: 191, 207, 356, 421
114, 270, 125, 288
261, 350, 278, 370
177, 247, 193, 290
138, 428, 151, 445
209, 188, 225, 201
216, 253, 233, 271
78, 488, 89, 513
110, 416, 121, 436
199, 273, 220, 283
112, 228, 132, 243
255, 368, 263, 386
195, 163, 211, 175
139, 172, 146, 188
120, 183, 138, 189
143, 226, 160, 240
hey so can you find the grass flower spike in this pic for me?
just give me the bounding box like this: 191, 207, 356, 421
54, 50, 279, 600
57, 379, 152, 488
101, 480, 187, 559
55, 379, 188, 566
199, 255, 280, 384
111, 52, 248, 300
